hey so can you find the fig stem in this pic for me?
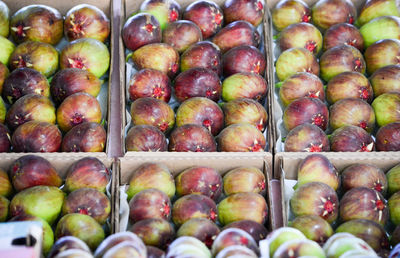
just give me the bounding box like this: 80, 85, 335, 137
275, 82, 284, 88
126, 52, 133, 62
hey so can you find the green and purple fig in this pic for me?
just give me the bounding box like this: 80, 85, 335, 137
223, 0, 265, 27
0, 195, 8, 221
139, 0, 181, 30
129, 188, 171, 222
177, 218, 220, 248
279, 22, 323, 54
162, 20, 202, 53
222, 72, 267, 102
211, 228, 259, 256
217, 123, 266, 152
147, 246, 164, 258
389, 191, 400, 225
267, 227, 307, 257
276, 47, 319, 81
0, 123, 10, 153
364, 39, 400, 75
311, 0, 356, 31
94, 232, 146, 258
272, 0, 311, 31
223, 220, 268, 242
370, 65, 400, 97
323, 232, 377, 258
290, 215, 333, 244
372, 92, 400, 127
376, 122, 400, 151
357, 0, 400, 26
0, 36, 14, 66
342, 164, 387, 195
0, 1, 8, 38
284, 124, 330, 152
61, 122, 106, 152
168, 124, 217, 152
48, 236, 91, 258
172, 194, 217, 226
392, 225, 400, 246
330, 125, 375, 152
0, 169, 11, 197
360, 16, 400, 48
223, 167, 266, 196
323, 23, 364, 51
273, 239, 325, 258
222, 45, 266, 77
386, 163, 400, 195
180, 41, 222, 75
131, 218, 175, 249
126, 125, 167, 152
0, 62, 8, 94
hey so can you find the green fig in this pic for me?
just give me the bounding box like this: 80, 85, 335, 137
0, 1, 9, 37
0, 36, 14, 66
276, 47, 319, 81
389, 191, 400, 225
0, 169, 11, 197
356, 0, 400, 27
267, 227, 306, 257
0, 195, 8, 221
273, 239, 325, 258
371, 92, 400, 127
360, 16, 400, 48
386, 164, 400, 195
290, 215, 333, 244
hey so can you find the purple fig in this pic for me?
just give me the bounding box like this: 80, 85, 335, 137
162, 20, 202, 53
129, 188, 171, 222
272, 0, 311, 31
284, 124, 330, 152
147, 246, 165, 258
61, 122, 106, 152
211, 228, 259, 256
139, 0, 181, 30
364, 39, 400, 75
217, 123, 266, 152
276, 47, 319, 81
311, 0, 356, 31
126, 125, 167, 152
172, 194, 217, 226
180, 41, 222, 75
222, 73, 267, 102
168, 124, 217, 152
223, 0, 264, 26
370, 65, 400, 97
177, 218, 220, 248
342, 164, 387, 195
223, 220, 268, 242
376, 122, 400, 151
223, 167, 266, 196
130, 218, 175, 249
291, 215, 333, 244
47, 236, 91, 258
323, 23, 364, 51
330, 125, 375, 152
279, 22, 323, 54
0, 123, 11, 153
223, 46, 266, 77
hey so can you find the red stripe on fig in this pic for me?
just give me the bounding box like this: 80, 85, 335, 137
126, 125, 167, 152
129, 188, 171, 222
168, 124, 217, 152
180, 41, 222, 76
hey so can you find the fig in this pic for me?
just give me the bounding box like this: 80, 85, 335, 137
162, 20, 202, 53
6, 94, 56, 130
283, 97, 329, 131
128, 68, 171, 103
64, 4, 110, 42
176, 97, 223, 135
129, 188, 171, 222
393, 225, 400, 246
126, 163, 175, 200
290, 182, 339, 223
9, 155, 61, 192
223, 0, 264, 26
0, 62, 8, 94
57, 92, 102, 132
53, 249, 93, 258
177, 218, 220, 248
275, 47, 319, 81
370, 65, 400, 97
172, 194, 217, 226
0, 195, 8, 221
357, 0, 400, 26
326, 71, 373, 104
376, 122, 400, 151
278, 72, 324, 107
0, 96, 3, 123
60, 38, 110, 78
388, 164, 400, 195
64, 157, 110, 193
0, 169, 11, 197
12, 121, 62, 152
211, 228, 259, 256
180, 41, 222, 75
372, 92, 400, 127
168, 124, 217, 152
222, 72, 267, 102
94, 232, 147, 258
61, 122, 106, 152
0, 123, 10, 153
319, 45, 365, 82
330, 125, 375, 152
10, 185, 65, 225
48, 236, 91, 258
10, 40, 58, 78
51, 68, 101, 104
272, 0, 311, 31
364, 39, 400, 75
176, 166, 222, 201
273, 239, 325, 258
126, 125, 167, 152
102, 242, 147, 258
218, 192, 267, 225
139, 0, 181, 30
147, 246, 164, 258
342, 164, 387, 195
130, 97, 174, 133
131, 218, 174, 249
311, 0, 356, 31
389, 191, 400, 225
223, 167, 266, 196
10, 5, 63, 45
291, 215, 333, 244
223, 220, 268, 242
267, 227, 307, 257
336, 219, 389, 252
217, 123, 266, 152
174, 67, 221, 103
323, 23, 364, 51
166, 236, 211, 257
0, 36, 14, 66
55, 213, 105, 251
212, 21, 257, 53
2, 67, 50, 104
279, 22, 323, 54
223, 45, 266, 77
360, 16, 400, 48
0, 1, 8, 38
323, 233, 377, 258
284, 124, 330, 152
215, 245, 258, 258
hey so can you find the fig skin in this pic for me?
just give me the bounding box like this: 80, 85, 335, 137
177, 218, 220, 248
64, 4, 110, 42
139, 0, 181, 31
279, 22, 323, 54
267, 228, 307, 257
129, 188, 171, 222
319, 45, 366, 82
272, 0, 311, 31
311, 0, 356, 31
364, 39, 400, 75
342, 164, 387, 195
276, 47, 319, 81
290, 215, 333, 245
64, 157, 110, 193
323, 23, 364, 51
372, 92, 400, 127
392, 225, 400, 246
61, 122, 106, 152
126, 125, 167, 152
326, 71, 373, 104
56, 92, 102, 132
147, 246, 165, 258
211, 228, 259, 256
223, 45, 266, 77
47, 236, 91, 258
290, 182, 339, 223
370, 65, 400, 97
284, 124, 330, 152
0, 195, 8, 222
10, 5, 63, 45
0, 1, 8, 38
222, 72, 267, 102
273, 239, 325, 258
376, 122, 400, 151
0, 62, 9, 94
176, 97, 224, 136
223, 0, 264, 27
180, 41, 222, 75
168, 124, 217, 152
130, 218, 175, 249
0, 169, 11, 197
330, 125, 375, 152
0, 123, 11, 153
94, 232, 147, 258
223, 220, 268, 242
12, 121, 62, 153
174, 67, 221, 103
360, 16, 400, 48
283, 97, 329, 131
389, 191, 400, 225
217, 123, 266, 152
356, 0, 400, 27
172, 194, 217, 226
223, 167, 266, 196
387, 164, 400, 195
162, 20, 202, 53
9, 155, 61, 192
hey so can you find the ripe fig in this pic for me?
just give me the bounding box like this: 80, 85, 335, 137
393, 225, 400, 246
57, 92, 102, 132
93, 231, 146, 258
211, 228, 259, 256
311, 0, 356, 31
360, 16, 400, 48
222, 72, 267, 102
319, 45, 365, 82
212, 21, 257, 53
278, 22, 323, 54
48, 236, 91, 258
162, 20, 202, 53
64, 157, 110, 193
342, 164, 387, 195
64, 4, 110, 42
284, 124, 330, 152
278, 72, 324, 107
0, 123, 10, 153
223, 46, 266, 77
217, 123, 266, 152
131, 218, 174, 249
267, 227, 307, 257
272, 0, 311, 31
357, 0, 400, 26
180, 41, 222, 75
61, 122, 106, 152
0, 96, 4, 123
53, 249, 93, 258
330, 125, 375, 152
139, 0, 181, 30
323, 23, 364, 51
10, 185, 65, 225
126, 125, 167, 152
167, 237, 211, 257
147, 246, 164, 258
60, 38, 110, 78
172, 194, 217, 226
372, 92, 400, 127
102, 242, 146, 258
223, 0, 264, 26
177, 218, 220, 248
223, 220, 268, 242
275, 47, 319, 81
2, 68, 50, 104
370, 65, 400, 97
215, 246, 258, 258
326, 71, 373, 104
291, 215, 333, 244
0, 1, 8, 38
273, 239, 325, 258
323, 232, 377, 258
0, 62, 8, 94
55, 213, 105, 251
0, 195, 8, 221
364, 39, 400, 75
389, 191, 400, 225
223, 167, 266, 196
376, 122, 400, 151
283, 97, 329, 131
0, 36, 15, 66
126, 163, 175, 200
0, 169, 11, 197
12, 121, 62, 152
129, 188, 171, 222
50, 68, 101, 104
168, 124, 217, 152
387, 164, 400, 195
10, 5, 63, 45
290, 182, 339, 223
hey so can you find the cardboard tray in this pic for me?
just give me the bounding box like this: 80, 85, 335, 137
119, 0, 274, 155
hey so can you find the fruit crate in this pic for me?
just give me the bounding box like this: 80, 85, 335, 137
118, 0, 274, 155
